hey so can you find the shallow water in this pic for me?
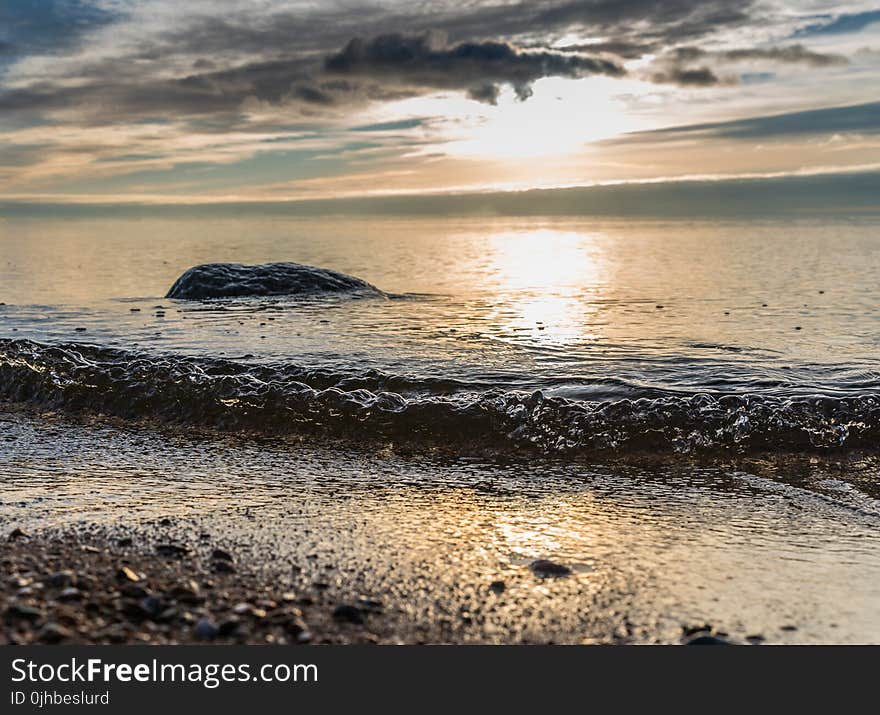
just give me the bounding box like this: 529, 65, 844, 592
2, 215, 878, 396
1, 215, 879, 454
2, 214, 879, 642
1, 410, 879, 644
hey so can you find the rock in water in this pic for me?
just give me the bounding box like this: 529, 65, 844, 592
165, 262, 381, 300
529, 559, 572, 577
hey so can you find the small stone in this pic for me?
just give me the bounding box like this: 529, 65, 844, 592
4, 603, 43, 622
194, 618, 219, 641
356, 597, 383, 613
168, 584, 203, 605
232, 603, 253, 616
218, 618, 240, 636
332, 604, 365, 624
38, 623, 73, 644
683, 632, 734, 645
780, 624, 798, 632
489, 580, 506, 594
8, 528, 28, 541
156, 607, 178, 623
529, 559, 572, 577
117, 566, 141, 583
156, 543, 188, 558
47, 571, 74, 589
285, 616, 310, 638
58, 587, 83, 601
746, 634, 765, 644
211, 548, 233, 562
120, 584, 149, 599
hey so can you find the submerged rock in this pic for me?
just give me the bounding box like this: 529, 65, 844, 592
166, 262, 381, 300
529, 559, 572, 577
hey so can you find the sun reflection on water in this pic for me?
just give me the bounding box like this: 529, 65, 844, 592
482, 229, 607, 345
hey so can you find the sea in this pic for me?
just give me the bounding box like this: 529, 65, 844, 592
1, 213, 879, 643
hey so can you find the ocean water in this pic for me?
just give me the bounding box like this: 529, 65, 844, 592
1, 214, 879, 454
2, 213, 880, 642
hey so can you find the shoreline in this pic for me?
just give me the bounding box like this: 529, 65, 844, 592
2, 526, 392, 646
2, 408, 879, 646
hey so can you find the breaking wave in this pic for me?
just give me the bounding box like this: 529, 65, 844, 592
2, 339, 879, 455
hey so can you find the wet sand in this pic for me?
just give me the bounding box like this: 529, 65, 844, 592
2, 408, 880, 645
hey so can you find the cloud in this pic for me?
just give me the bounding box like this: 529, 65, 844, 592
648, 66, 728, 87
644, 42, 849, 87
671, 44, 848, 68
323, 32, 626, 104
0, 1, 876, 199
624, 101, 880, 141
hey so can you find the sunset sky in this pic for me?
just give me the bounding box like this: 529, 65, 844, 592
1, 1, 878, 203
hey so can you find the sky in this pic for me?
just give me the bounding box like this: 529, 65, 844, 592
0, 0, 878, 203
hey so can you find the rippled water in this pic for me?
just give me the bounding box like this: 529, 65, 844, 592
2, 213, 879, 642
1, 214, 879, 453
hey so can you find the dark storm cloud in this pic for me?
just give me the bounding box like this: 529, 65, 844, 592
323, 32, 626, 104
623, 102, 880, 141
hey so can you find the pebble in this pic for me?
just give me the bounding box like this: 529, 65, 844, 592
332, 604, 365, 624
529, 559, 572, 577
232, 603, 253, 616
489, 581, 506, 594
8, 528, 28, 541
155, 543, 188, 558
168, 584, 203, 605
120, 584, 149, 599
211, 549, 233, 562
116, 566, 141, 583
46, 571, 74, 589
58, 587, 83, 601
38, 623, 73, 644
356, 597, 383, 613
193, 618, 219, 641
218, 618, 240, 636
285, 616, 310, 640
683, 633, 734, 645
4, 603, 43, 622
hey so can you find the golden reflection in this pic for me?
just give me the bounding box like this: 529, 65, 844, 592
482, 229, 607, 345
